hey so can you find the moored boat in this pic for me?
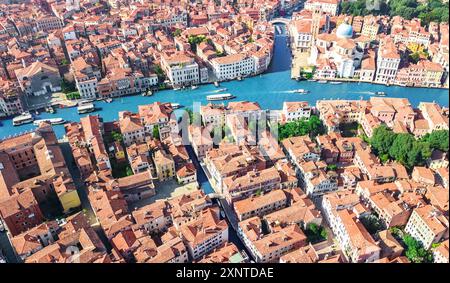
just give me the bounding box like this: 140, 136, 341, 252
330, 81, 342, 85
317, 80, 328, 84
191, 85, 199, 90
33, 118, 66, 126
12, 112, 34, 126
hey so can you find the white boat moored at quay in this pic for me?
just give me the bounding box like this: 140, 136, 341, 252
33, 118, 66, 126
12, 112, 34, 126
317, 80, 328, 84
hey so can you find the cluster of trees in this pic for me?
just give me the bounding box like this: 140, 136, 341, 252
278, 115, 325, 140
304, 223, 328, 244
340, 0, 449, 25
369, 125, 448, 169
360, 214, 384, 235
61, 79, 76, 94
403, 234, 434, 263
389, 227, 434, 263
111, 131, 123, 143
188, 35, 207, 52
152, 126, 160, 139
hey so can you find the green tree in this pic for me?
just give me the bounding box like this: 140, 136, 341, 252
111, 131, 123, 142
403, 234, 434, 263
126, 166, 133, 176
304, 223, 328, 244
421, 130, 449, 152
389, 133, 415, 165
278, 115, 325, 140
188, 35, 207, 52
327, 164, 338, 171
61, 79, 76, 93
360, 214, 384, 235
370, 125, 396, 156
173, 28, 182, 37
153, 126, 160, 140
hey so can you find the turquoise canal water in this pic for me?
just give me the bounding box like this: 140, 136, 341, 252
0, 28, 448, 140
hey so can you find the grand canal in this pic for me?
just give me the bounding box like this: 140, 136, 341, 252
0, 26, 448, 140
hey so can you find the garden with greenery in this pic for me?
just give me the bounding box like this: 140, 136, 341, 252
339, 122, 360, 137
389, 227, 434, 263
369, 125, 448, 169
111, 158, 133, 178
340, 0, 449, 25
61, 79, 77, 94
360, 214, 384, 235
278, 115, 326, 140
304, 223, 328, 244
65, 91, 81, 100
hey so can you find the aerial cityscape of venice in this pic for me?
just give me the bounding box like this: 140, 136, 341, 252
0, 0, 449, 266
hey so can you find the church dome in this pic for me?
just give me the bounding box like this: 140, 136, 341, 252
336, 22, 353, 39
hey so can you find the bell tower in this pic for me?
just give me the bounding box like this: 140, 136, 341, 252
311, 3, 322, 43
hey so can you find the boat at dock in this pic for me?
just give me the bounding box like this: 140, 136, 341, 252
330, 81, 342, 85
191, 85, 199, 90
317, 80, 328, 84
206, 93, 236, 101
12, 112, 34, 126
170, 103, 183, 109
307, 79, 317, 82
33, 118, 66, 126
104, 98, 113, 103
77, 102, 96, 114
45, 106, 55, 113
292, 89, 309, 94
214, 81, 220, 87
142, 90, 153, 97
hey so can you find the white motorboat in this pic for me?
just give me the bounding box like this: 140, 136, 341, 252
292, 89, 309, 94
77, 102, 96, 114
206, 93, 236, 101
170, 103, 182, 109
